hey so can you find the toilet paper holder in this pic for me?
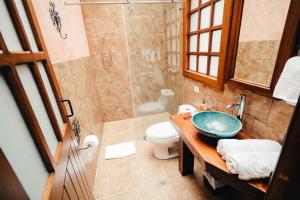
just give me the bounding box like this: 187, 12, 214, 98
79, 144, 92, 151
79, 135, 99, 151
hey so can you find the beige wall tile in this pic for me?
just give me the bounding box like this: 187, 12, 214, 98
124, 4, 153, 16
53, 57, 104, 189
87, 37, 99, 56
98, 35, 127, 56
252, 119, 274, 139
242, 114, 254, 132
92, 4, 123, 17
94, 17, 123, 37
267, 100, 294, 133
81, 5, 94, 18
235, 88, 272, 123
234, 40, 279, 86
84, 18, 97, 37
83, 4, 171, 121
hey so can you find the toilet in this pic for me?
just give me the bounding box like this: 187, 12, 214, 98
146, 104, 197, 159
138, 89, 175, 115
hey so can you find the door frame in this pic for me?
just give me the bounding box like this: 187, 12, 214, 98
265, 96, 300, 199
0, 0, 93, 199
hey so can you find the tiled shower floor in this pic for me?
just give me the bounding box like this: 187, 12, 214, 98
93, 112, 233, 200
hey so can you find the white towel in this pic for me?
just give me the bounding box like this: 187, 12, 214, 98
225, 152, 280, 180
217, 139, 281, 159
105, 141, 136, 159
273, 56, 300, 106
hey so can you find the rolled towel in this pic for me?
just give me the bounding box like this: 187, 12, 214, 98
225, 152, 280, 180
217, 139, 281, 159
273, 56, 300, 106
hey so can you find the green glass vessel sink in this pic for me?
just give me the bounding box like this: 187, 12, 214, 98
192, 111, 242, 138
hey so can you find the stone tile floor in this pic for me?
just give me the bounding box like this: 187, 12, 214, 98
94, 112, 234, 200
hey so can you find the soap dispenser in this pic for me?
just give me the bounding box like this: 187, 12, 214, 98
199, 99, 207, 111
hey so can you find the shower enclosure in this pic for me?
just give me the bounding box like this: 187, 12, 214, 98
80, 0, 184, 121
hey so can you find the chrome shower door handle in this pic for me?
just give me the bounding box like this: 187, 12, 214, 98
61, 99, 74, 118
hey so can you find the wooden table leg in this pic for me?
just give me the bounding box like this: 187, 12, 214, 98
179, 138, 194, 176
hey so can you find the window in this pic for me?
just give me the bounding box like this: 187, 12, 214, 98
183, 0, 232, 88
166, 4, 181, 73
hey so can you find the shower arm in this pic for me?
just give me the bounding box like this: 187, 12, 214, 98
64, 0, 183, 5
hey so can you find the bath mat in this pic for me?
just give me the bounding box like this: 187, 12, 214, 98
104, 141, 136, 159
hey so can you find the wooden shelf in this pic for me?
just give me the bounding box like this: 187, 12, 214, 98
171, 113, 269, 199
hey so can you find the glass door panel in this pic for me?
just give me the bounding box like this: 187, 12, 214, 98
38, 62, 65, 130
16, 64, 58, 155
0, 0, 23, 51
0, 73, 48, 200
15, 0, 39, 51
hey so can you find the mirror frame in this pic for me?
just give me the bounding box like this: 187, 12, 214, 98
225, 0, 300, 97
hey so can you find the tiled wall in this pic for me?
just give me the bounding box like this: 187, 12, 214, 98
53, 57, 104, 189
183, 78, 295, 142
235, 40, 280, 86
239, 0, 290, 42
82, 4, 170, 120
82, 4, 134, 121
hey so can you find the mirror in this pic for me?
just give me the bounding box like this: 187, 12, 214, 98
225, 0, 300, 96
233, 0, 291, 87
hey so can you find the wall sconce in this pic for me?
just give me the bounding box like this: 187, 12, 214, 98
49, 1, 67, 39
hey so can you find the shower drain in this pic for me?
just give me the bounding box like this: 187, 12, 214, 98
159, 179, 167, 186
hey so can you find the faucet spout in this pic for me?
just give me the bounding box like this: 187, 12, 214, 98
226, 94, 246, 120
236, 95, 246, 120
226, 103, 239, 111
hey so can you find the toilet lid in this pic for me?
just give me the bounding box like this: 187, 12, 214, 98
146, 121, 178, 139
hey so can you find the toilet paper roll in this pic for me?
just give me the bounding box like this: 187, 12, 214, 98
81, 135, 99, 165
83, 135, 99, 150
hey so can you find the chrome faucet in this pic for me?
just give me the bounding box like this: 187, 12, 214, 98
226, 94, 246, 120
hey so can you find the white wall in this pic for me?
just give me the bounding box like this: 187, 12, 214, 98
239, 0, 290, 42
31, 0, 90, 63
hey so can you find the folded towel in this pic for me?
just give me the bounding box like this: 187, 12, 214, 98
217, 139, 281, 159
225, 152, 280, 180
273, 56, 300, 106
105, 141, 136, 160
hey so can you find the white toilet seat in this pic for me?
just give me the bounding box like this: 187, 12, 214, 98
146, 121, 179, 144
145, 105, 196, 159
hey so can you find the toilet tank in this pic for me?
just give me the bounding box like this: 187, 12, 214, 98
159, 89, 175, 106
178, 104, 197, 115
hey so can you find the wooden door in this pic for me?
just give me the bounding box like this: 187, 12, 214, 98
0, 0, 94, 199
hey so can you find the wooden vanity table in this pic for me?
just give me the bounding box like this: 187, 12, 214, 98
171, 113, 269, 199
